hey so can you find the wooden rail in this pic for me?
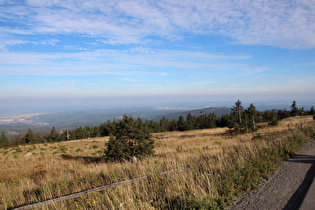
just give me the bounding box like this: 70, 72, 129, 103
12, 168, 180, 210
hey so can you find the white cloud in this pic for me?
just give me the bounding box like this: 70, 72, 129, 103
0, 0, 314, 49
0, 48, 251, 75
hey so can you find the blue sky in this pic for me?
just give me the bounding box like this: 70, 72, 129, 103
1, 0, 315, 111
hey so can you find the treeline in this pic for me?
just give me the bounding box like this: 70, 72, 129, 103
0, 100, 314, 148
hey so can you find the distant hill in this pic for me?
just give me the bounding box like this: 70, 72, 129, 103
0, 106, 231, 136
149, 107, 231, 122
0, 106, 190, 135
27, 106, 188, 127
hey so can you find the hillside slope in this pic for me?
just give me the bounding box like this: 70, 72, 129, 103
149, 106, 231, 122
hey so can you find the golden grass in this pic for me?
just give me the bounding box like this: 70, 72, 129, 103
0, 116, 314, 209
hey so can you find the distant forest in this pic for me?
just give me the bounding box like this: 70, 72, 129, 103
1, 100, 314, 148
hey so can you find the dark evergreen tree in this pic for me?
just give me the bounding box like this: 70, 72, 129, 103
232, 99, 244, 125
216, 114, 229, 127
230, 100, 244, 133
262, 110, 271, 122
75, 126, 85, 139
177, 116, 186, 131
33, 133, 43, 143
207, 113, 217, 128
92, 126, 100, 137
100, 120, 115, 137
269, 110, 279, 125
159, 117, 170, 132
59, 131, 67, 142
85, 126, 91, 139
0, 131, 8, 148
277, 109, 290, 120
169, 119, 177, 131
46, 127, 60, 142
247, 103, 258, 131
290, 100, 299, 116
23, 128, 34, 144
309, 106, 315, 115
185, 113, 196, 130
104, 115, 154, 161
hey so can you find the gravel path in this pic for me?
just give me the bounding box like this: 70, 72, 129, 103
229, 140, 315, 210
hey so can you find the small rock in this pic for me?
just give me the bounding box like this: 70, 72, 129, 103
129, 156, 137, 163
50, 158, 55, 162
24, 152, 32, 157
10, 150, 16, 153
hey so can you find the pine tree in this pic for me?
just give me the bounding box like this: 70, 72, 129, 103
290, 100, 299, 116
269, 110, 279, 125
247, 103, 258, 131
0, 131, 8, 148
23, 128, 34, 144
309, 106, 315, 115
104, 115, 154, 162
46, 127, 59, 142
177, 116, 186, 131
230, 99, 244, 133
159, 117, 170, 132
232, 99, 244, 125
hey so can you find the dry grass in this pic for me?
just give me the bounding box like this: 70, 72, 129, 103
0, 116, 314, 209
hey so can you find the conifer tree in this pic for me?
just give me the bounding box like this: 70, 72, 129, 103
247, 103, 258, 131
232, 99, 244, 125
46, 127, 59, 142
0, 131, 8, 148
23, 128, 34, 144
104, 115, 154, 161
177, 116, 186, 131
230, 99, 244, 133
290, 100, 299, 116
309, 106, 315, 115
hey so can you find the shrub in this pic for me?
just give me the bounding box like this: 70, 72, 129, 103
75, 148, 83, 153
104, 115, 154, 162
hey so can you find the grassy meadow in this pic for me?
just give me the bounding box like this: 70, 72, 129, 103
0, 116, 314, 209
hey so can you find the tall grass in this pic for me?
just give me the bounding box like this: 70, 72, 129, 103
0, 117, 314, 209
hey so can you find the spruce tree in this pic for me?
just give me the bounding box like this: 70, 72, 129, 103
247, 103, 257, 131
46, 127, 59, 142
232, 99, 244, 125
309, 106, 314, 115
0, 131, 8, 148
231, 99, 244, 133
104, 115, 154, 162
23, 128, 34, 144
290, 100, 299, 116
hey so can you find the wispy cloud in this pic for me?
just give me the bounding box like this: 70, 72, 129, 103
0, 48, 251, 76
0, 0, 314, 49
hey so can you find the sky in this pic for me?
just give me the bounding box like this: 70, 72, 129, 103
0, 0, 315, 112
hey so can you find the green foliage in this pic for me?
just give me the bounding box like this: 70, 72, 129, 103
46, 127, 60, 142
231, 99, 244, 125
91, 145, 98, 149
252, 134, 263, 141
229, 101, 260, 134
75, 148, 83, 153
104, 115, 154, 162
22, 129, 34, 144
290, 100, 299, 116
0, 131, 8, 148
59, 146, 68, 154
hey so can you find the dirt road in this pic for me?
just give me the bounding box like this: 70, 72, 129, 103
229, 140, 315, 210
